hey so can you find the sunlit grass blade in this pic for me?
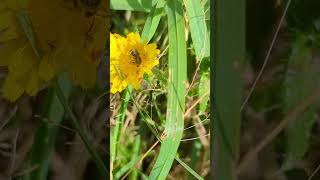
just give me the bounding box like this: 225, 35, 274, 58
23, 74, 71, 180
185, 0, 210, 60
149, 0, 187, 178
141, 0, 166, 42
283, 34, 320, 169
110, 0, 158, 12
213, 0, 245, 179
111, 87, 132, 178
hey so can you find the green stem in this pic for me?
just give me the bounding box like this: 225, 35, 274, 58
54, 81, 108, 178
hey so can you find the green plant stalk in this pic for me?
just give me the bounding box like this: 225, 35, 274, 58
130, 135, 141, 180
213, 0, 245, 179
54, 81, 108, 178
111, 87, 132, 177
24, 74, 71, 180
149, 0, 187, 178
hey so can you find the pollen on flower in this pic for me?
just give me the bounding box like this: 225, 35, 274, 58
110, 32, 160, 94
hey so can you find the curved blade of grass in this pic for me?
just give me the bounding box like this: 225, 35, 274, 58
213, 0, 245, 179
54, 80, 108, 178
185, 0, 210, 60
283, 34, 320, 169
23, 74, 71, 180
119, 91, 203, 179
149, 0, 187, 179
110, 0, 158, 12
175, 156, 204, 180
111, 87, 132, 177
141, 0, 166, 42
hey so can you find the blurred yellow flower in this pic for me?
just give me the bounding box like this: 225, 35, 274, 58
0, 0, 108, 101
110, 32, 160, 94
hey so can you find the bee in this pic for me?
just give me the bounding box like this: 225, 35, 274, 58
130, 49, 142, 66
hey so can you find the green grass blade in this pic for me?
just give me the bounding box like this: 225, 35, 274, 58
213, 0, 245, 179
141, 0, 166, 42
130, 135, 141, 180
149, 0, 187, 179
175, 156, 204, 180
111, 87, 132, 177
188, 141, 202, 180
185, 0, 210, 60
283, 34, 320, 169
114, 157, 140, 179
54, 81, 108, 178
16, 11, 43, 58
24, 74, 71, 180
110, 0, 158, 12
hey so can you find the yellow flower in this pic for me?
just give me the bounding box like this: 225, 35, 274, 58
0, 0, 107, 101
110, 32, 160, 94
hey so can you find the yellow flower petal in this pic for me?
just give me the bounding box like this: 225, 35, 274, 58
3, 76, 24, 102
0, 12, 23, 42
26, 70, 41, 96
38, 57, 55, 81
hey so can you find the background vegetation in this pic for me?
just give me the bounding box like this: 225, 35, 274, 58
214, 0, 320, 179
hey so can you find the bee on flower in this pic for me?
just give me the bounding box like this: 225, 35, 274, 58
110, 32, 160, 94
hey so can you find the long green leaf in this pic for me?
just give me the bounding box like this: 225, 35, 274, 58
130, 135, 141, 180
24, 74, 71, 180
110, 0, 158, 12
185, 0, 210, 60
149, 0, 187, 179
111, 87, 132, 177
213, 0, 245, 179
141, 0, 166, 42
